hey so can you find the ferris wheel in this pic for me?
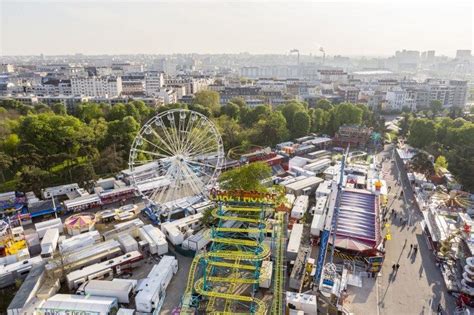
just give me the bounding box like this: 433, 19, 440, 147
129, 109, 224, 209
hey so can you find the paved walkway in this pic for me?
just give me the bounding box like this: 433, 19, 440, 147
377, 144, 456, 315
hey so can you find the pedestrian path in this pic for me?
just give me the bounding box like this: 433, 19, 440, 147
377, 146, 455, 315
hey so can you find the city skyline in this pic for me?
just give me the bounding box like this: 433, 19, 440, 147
1, 0, 472, 57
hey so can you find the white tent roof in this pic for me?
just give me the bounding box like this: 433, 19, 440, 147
36, 294, 116, 314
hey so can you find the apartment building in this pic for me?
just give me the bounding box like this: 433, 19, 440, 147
385, 88, 415, 111
145, 72, 164, 96
71, 76, 122, 97
337, 85, 360, 103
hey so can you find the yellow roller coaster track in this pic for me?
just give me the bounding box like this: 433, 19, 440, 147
271, 212, 286, 315
180, 202, 277, 315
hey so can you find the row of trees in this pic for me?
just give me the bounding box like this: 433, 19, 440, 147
0, 91, 381, 194
159, 93, 383, 151
401, 112, 474, 191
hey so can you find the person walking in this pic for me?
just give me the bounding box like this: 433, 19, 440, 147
392, 264, 396, 272
437, 303, 443, 314
396, 263, 400, 271
410, 244, 413, 251
414, 244, 418, 254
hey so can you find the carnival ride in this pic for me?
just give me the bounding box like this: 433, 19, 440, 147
0, 220, 27, 256
64, 213, 96, 236
438, 230, 462, 259
461, 257, 474, 296
432, 190, 474, 210
180, 197, 286, 314
129, 109, 224, 221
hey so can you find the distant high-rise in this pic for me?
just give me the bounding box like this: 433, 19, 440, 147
455, 50, 472, 61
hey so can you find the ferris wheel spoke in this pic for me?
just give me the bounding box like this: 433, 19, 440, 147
181, 163, 205, 196
186, 124, 218, 153
181, 121, 212, 154
184, 162, 212, 178
169, 116, 183, 154
151, 126, 178, 156
150, 162, 175, 202
186, 159, 218, 169
180, 163, 200, 196
187, 145, 219, 160
185, 133, 217, 158
133, 148, 170, 160
143, 127, 175, 157
181, 113, 199, 154
135, 133, 175, 158
154, 117, 180, 154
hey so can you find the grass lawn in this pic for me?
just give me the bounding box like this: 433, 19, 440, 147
0, 178, 19, 193
50, 156, 88, 173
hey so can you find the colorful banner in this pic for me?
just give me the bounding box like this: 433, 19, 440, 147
209, 189, 277, 204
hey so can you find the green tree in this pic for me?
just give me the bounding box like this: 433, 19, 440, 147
193, 91, 220, 115
16, 166, 51, 195
278, 101, 306, 130
219, 161, 272, 192
434, 155, 448, 170
214, 115, 243, 150
399, 112, 412, 137
0, 152, 12, 182
429, 100, 443, 118
252, 111, 289, 147
311, 108, 329, 133
326, 103, 363, 135
51, 103, 67, 115
76, 103, 104, 123
241, 105, 271, 128
228, 97, 246, 109
315, 99, 333, 111
220, 102, 240, 120
102, 116, 140, 161
33, 103, 52, 114
291, 111, 311, 138
107, 103, 128, 121
188, 104, 211, 117
16, 113, 94, 169
410, 152, 435, 177
408, 118, 436, 149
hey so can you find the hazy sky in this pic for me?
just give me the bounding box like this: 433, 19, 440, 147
1, 0, 472, 57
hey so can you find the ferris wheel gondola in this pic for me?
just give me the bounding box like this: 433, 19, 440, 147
129, 109, 224, 219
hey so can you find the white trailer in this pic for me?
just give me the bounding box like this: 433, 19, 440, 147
315, 180, 332, 199
312, 196, 328, 215
40, 228, 59, 258
160, 213, 203, 245
142, 225, 168, 255
135, 255, 178, 313
118, 234, 139, 253
181, 229, 210, 253
59, 230, 101, 254
259, 260, 273, 288
35, 218, 63, 239
291, 195, 309, 220
287, 224, 304, 260
66, 251, 143, 290
77, 279, 133, 304
310, 213, 325, 238
286, 291, 317, 314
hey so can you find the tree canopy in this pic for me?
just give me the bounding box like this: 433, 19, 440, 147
219, 161, 272, 192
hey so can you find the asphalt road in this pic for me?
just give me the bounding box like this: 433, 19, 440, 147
377, 144, 456, 315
